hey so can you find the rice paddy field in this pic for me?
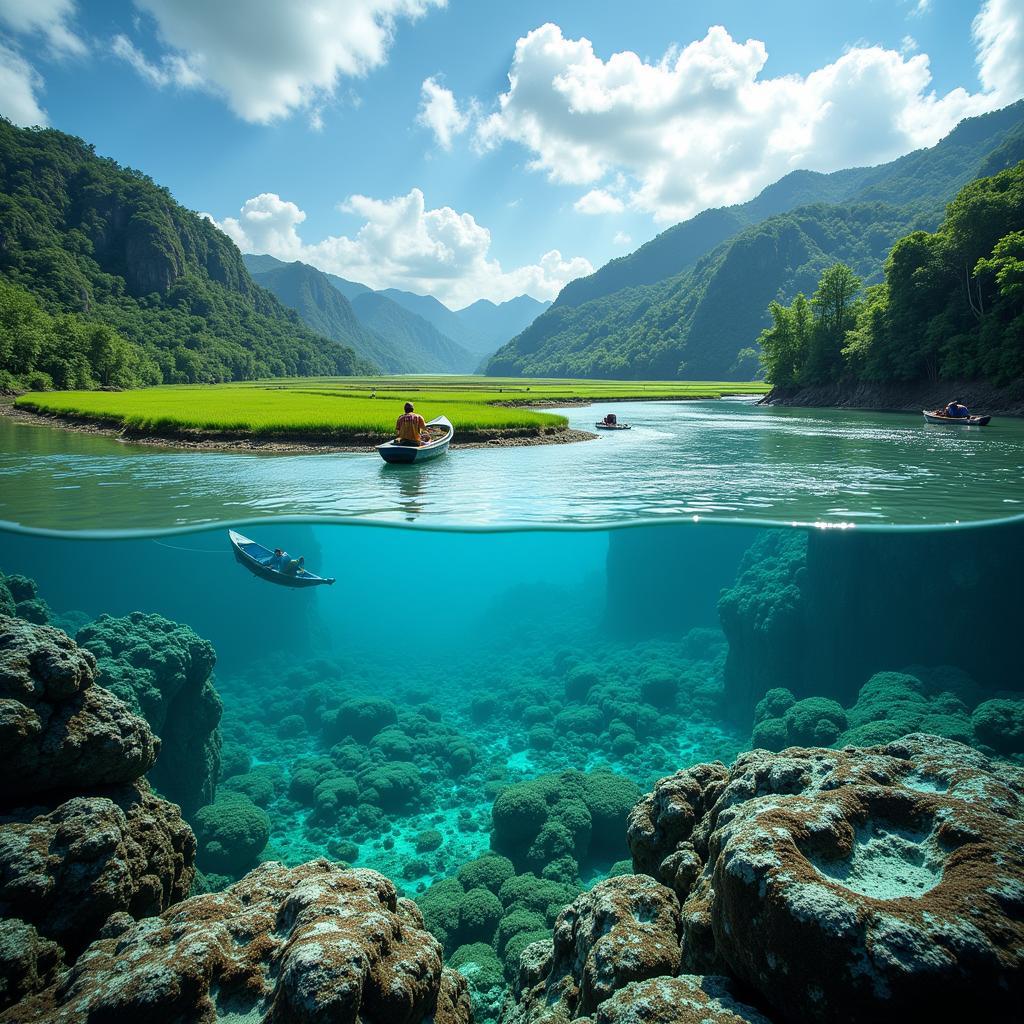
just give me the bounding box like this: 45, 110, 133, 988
14, 376, 769, 440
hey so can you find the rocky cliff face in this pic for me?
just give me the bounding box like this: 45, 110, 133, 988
5, 860, 473, 1024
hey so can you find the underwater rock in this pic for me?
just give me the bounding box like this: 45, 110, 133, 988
0, 572, 49, 626
500, 874, 683, 1022
4, 860, 472, 1024
590, 976, 772, 1024
77, 611, 222, 816
719, 528, 1024, 722
0, 615, 159, 804
0, 920, 62, 1013
627, 734, 1024, 1023
0, 781, 195, 959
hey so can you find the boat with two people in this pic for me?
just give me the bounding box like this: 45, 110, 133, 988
595, 412, 631, 431
377, 413, 454, 464
229, 530, 336, 588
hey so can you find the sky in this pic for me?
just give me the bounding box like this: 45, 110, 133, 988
1, 0, 1022, 309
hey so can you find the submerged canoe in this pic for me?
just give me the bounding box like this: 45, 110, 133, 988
923, 410, 991, 426
376, 415, 453, 464
229, 529, 335, 588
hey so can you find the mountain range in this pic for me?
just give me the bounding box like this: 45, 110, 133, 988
245, 255, 549, 374
486, 101, 1024, 381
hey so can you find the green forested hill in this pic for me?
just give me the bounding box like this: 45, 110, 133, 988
245, 255, 476, 373
488, 102, 1024, 380
0, 119, 373, 388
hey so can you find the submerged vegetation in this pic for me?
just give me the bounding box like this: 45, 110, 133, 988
13, 375, 767, 440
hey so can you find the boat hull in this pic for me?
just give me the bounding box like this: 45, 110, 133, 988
923, 410, 990, 426
377, 416, 453, 463
595, 423, 631, 430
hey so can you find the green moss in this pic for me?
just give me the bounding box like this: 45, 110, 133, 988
415, 829, 444, 853
502, 930, 552, 981
459, 888, 503, 943
449, 942, 505, 991
754, 687, 796, 724
783, 697, 848, 746
322, 696, 398, 744
751, 716, 789, 751
193, 793, 270, 877
457, 855, 515, 895
356, 761, 421, 811
972, 699, 1024, 754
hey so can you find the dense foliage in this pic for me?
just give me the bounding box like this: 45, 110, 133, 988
0, 119, 372, 389
487, 102, 1024, 381
760, 160, 1024, 387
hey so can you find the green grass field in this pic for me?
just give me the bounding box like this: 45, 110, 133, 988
15, 376, 768, 441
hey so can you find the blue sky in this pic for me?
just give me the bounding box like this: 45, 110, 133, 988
1, 0, 1022, 308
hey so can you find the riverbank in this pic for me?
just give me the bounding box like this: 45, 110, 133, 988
760, 379, 1024, 416
1, 401, 596, 451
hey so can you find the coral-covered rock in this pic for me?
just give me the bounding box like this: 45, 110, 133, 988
0, 919, 62, 1013
628, 734, 1024, 1023
0, 616, 158, 805
0, 781, 195, 958
77, 612, 221, 815
592, 976, 771, 1024
4, 860, 472, 1024
193, 792, 270, 877
502, 874, 682, 1022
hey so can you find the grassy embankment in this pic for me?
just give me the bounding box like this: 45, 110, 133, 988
14, 376, 769, 443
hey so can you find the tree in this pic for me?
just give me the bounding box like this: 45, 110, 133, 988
757, 293, 811, 387
801, 264, 861, 385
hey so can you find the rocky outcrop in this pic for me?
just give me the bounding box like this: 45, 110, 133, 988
0, 615, 159, 804
626, 734, 1024, 1023
5, 860, 472, 1024
0, 782, 195, 959
0, 920, 61, 1012
77, 611, 222, 815
0, 616, 196, 1014
501, 874, 767, 1024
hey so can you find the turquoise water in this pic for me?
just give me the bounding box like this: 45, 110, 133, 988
2, 400, 1022, 1022
3, 398, 1023, 529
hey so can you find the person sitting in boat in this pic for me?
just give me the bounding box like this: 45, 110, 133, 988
604, 413, 617, 425
396, 402, 431, 446
944, 400, 970, 418
270, 549, 304, 575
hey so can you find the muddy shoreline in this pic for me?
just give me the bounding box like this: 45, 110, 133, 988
1, 402, 597, 452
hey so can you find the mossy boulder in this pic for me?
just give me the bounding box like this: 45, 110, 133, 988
457, 855, 515, 895
972, 699, 1024, 754
192, 793, 270, 877
322, 696, 397, 744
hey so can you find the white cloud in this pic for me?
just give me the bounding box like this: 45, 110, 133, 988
901, 35, 919, 55
910, 0, 932, 16
974, 0, 1024, 101
613, 231, 632, 246
0, 43, 47, 124
209, 188, 592, 306
0, 0, 85, 56
574, 188, 625, 214
111, 34, 201, 89
417, 76, 474, 149
122, 0, 444, 123
474, 14, 1024, 224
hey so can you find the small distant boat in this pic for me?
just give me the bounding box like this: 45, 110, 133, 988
595, 413, 631, 431
376, 415, 453, 464
923, 410, 991, 426
229, 529, 335, 588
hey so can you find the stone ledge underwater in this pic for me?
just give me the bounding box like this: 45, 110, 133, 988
0, 516, 1021, 1023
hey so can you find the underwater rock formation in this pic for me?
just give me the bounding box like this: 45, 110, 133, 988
719, 527, 1024, 722
0, 615, 159, 804
500, 874, 767, 1024
77, 611, 222, 815
192, 791, 271, 876
626, 734, 1024, 1023
0, 782, 195, 959
0, 616, 196, 1014
4, 860, 472, 1024
0, 572, 49, 626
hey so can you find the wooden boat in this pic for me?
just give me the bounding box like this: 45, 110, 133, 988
376, 415, 453, 464
923, 410, 991, 426
228, 529, 335, 588
595, 414, 631, 430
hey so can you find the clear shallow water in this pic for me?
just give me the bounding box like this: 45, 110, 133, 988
2, 398, 1023, 530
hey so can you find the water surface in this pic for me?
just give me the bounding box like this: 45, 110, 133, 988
2, 398, 1022, 531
